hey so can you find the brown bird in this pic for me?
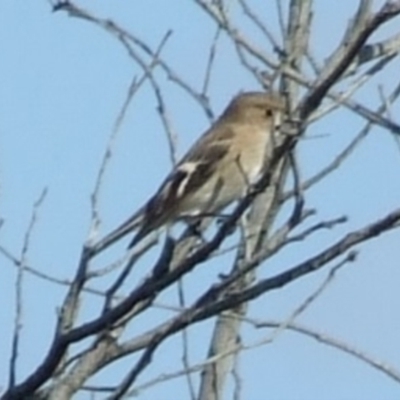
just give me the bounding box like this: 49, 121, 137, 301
93, 91, 285, 253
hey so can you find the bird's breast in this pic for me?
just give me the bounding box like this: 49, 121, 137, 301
233, 126, 271, 182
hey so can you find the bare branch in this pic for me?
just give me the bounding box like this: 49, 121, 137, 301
8, 189, 47, 390
300, 1, 400, 120
254, 320, 400, 384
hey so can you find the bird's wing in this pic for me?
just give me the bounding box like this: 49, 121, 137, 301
147, 124, 233, 216
128, 125, 234, 247
95, 125, 235, 251
182, 122, 234, 164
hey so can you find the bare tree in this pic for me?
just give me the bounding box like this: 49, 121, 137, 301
2, 1, 400, 399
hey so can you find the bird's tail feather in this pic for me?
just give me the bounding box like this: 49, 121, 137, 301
127, 223, 152, 249
91, 207, 144, 254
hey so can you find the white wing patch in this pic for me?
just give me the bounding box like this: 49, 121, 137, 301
175, 161, 199, 197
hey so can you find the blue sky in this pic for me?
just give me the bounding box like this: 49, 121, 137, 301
1, 1, 400, 399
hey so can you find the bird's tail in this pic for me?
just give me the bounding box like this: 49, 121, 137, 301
90, 207, 145, 254
127, 222, 153, 249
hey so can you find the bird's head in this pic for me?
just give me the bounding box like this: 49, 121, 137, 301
220, 91, 285, 128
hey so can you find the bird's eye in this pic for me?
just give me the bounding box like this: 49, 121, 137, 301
265, 108, 273, 117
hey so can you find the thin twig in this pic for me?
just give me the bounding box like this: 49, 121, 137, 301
177, 280, 196, 400
238, 0, 281, 51
202, 26, 222, 97
253, 319, 400, 384
378, 84, 400, 153
9, 189, 47, 389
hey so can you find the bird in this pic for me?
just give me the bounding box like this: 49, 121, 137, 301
93, 91, 285, 253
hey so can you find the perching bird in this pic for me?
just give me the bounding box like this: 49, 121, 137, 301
93, 91, 285, 253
